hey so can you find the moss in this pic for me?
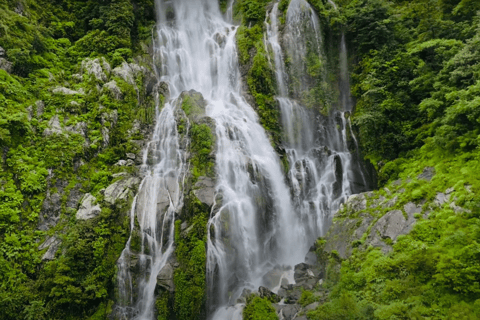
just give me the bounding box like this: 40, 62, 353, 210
173, 214, 208, 320
243, 295, 278, 320
155, 292, 172, 320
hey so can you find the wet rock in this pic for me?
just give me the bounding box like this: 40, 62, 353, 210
276, 304, 300, 320
236, 288, 252, 304
193, 176, 216, 207
284, 286, 302, 304
39, 237, 62, 261
258, 286, 280, 302
418, 167, 435, 181
304, 250, 317, 266
76, 194, 101, 220
332, 155, 343, 199
156, 263, 175, 292
52, 87, 83, 95
157, 81, 170, 100
103, 80, 122, 100
104, 177, 140, 204
81, 58, 109, 82
0, 58, 13, 73
293, 263, 320, 291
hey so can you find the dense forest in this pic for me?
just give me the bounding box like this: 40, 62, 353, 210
0, 0, 479, 319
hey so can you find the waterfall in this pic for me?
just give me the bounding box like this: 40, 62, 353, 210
264, 0, 368, 244
115, 0, 371, 319
114, 90, 186, 319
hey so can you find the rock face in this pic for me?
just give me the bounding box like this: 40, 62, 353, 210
52, 87, 83, 95
104, 177, 140, 205
367, 209, 416, 253
43, 115, 64, 136
156, 262, 176, 293
193, 177, 216, 207
104, 80, 122, 100
38, 236, 62, 261
81, 58, 110, 82
76, 194, 101, 220
0, 57, 13, 73
323, 191, 419, 257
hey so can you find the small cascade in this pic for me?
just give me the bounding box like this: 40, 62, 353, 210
282, 0, 323, 98
265, 0, 368, 243
114, 97, 186, 319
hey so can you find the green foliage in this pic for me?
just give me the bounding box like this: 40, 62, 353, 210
308, 147, 480, 319
243, 295, 278, 320
236, 0, 271, 25
173, 214, 208, 320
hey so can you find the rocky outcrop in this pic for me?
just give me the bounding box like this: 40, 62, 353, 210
193, 177, 216, 207
0, 46, 12, 73
81, 57, 110, 82
76, 194, 101, 220
38, 236, 62, 261
103, 80, 122, 100
104, 176, 141, 205
52, 87, 84, 95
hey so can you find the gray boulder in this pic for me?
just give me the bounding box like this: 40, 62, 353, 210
112, 62, 139, 85
103, 80, 122, 100
323, 212, 373, 259
193, 176, 216, 207
344, 193, 367, 212
0, 58, 13, 73
104, 177, 140, 204
43, 115, 63, 137
81, 58, 109, 82
76, 194, 101, 220
276, 304, 300, 320
39, 236, 62, 261
404, 202, 422, 216
52, 87, 83, 95
367, 209, 416, 253
38, 191, 62, 231
156, 263, 175, 292
418, 167, 435, 181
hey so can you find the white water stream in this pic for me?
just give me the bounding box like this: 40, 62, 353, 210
264, 0, 365, 242
115, 0, 369, 319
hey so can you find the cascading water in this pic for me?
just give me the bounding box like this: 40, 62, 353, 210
265, 0, 368, 243
116, 0, 371, 319
115, 91, 186, 319
118, 0, 308, 319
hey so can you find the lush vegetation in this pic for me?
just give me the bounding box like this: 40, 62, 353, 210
0, 0, 156, 319
243, 295, 279, 320
290, 1, 480, 319
2, 0, 480, 319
